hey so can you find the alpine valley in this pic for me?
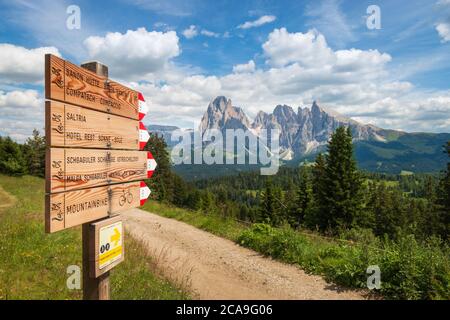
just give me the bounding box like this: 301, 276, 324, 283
149, 96, 450, 180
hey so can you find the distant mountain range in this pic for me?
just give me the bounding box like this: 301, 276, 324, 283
149, 96, 450, 178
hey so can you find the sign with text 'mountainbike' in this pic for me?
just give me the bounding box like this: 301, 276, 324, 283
45, 181, 151, 233
45, 54, 149, 121
89, 216, 125, 277
46, 148, 157, 193
46, 101, 150, 150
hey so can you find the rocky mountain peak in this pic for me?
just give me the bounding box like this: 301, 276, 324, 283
273, 105, 296, 121
200, 96, 250, 133
211, 96, 231, 113
201, 96, 387, 157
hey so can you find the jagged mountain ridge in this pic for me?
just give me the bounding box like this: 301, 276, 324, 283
200, 96, 391, 160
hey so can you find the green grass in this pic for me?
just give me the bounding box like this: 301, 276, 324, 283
142, 201, 246, 241
141, 201, 450, 300
0, 175, 189, 300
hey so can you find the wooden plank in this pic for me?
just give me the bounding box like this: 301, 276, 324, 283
45, 54, 140, 120
46, 100, 150, 150
45, 181, 151, 233
46, 148, 156, 193
89, 216, 125, 278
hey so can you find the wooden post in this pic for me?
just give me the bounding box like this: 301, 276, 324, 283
81, 61, 110, 300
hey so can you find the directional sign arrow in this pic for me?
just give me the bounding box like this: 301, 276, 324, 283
138, 92, 149, 121
147, 151, 157, 178
110, 227, 121, 246
139, 122, 150, 150
140, 181, 151, 206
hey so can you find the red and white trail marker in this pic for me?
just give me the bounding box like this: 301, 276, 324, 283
147, 151, 157, 178
138, 93, 149, 121
139, 122, 150, 150
140, 181, 151, 206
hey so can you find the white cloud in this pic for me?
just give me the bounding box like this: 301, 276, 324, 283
0, 44, 61, 84
130, 28, 449, 133
182, 25, 198, 39
232, 60, 256, 73
350, 94, 450, 132
436, 23, 450, 42
84, 27, 180, 79
183, 26, 221, 38
237, 15, 276, 29
0, 90, 44, 142
262, 28, 334, 67
262, 28, 391, 73
200, 29, 220, 38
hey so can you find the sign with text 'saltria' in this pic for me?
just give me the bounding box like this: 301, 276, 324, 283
46, 101, 150, 150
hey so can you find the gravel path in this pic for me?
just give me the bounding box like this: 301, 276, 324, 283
122, 208, 367, 300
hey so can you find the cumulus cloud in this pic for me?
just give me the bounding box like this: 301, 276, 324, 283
436, 23, 450, 42
0, 90, 44, 142
237, 15, 276, 29
182, 25, 198, 39
232, 60, 256, 73
84, 27, 180, 79
130, 28, 449, 133
263, 28, 333, 67
0, 44, 61, 84
350, 94, 450, 132
262, 28, 390, 70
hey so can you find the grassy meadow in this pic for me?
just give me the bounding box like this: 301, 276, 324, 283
0, 175, 189, 300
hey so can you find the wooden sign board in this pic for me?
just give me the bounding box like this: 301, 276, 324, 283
89, 216, 124, 278
46, 148, 156, 193
45, 54, 145, 120
45, 181, 151, 233
46, 101, 150, 150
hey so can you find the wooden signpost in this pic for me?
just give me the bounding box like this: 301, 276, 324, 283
44, 54, 156, 300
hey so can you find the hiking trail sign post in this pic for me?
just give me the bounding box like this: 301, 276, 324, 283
44, 54, 156, 300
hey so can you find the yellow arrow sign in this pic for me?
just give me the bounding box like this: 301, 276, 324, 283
110, 227, 121, 246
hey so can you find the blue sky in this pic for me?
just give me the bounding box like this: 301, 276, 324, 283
0, 0, 449, 141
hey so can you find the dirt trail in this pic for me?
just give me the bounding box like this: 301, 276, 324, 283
0, 185, 16, 210
122, 208, 367, 300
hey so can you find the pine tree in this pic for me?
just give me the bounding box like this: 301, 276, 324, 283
259, 179, 276, 225
322, 127, 364, 232
311, 153, 328, 230
23, 129, 46, 177
295, 167, 311, 227
435, 141, 450, 239
0, 136, 26, 176
239, 204, 250, 221
144, 133, 173, 201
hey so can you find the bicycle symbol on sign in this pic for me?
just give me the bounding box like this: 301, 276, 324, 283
118, 189, 133, 207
